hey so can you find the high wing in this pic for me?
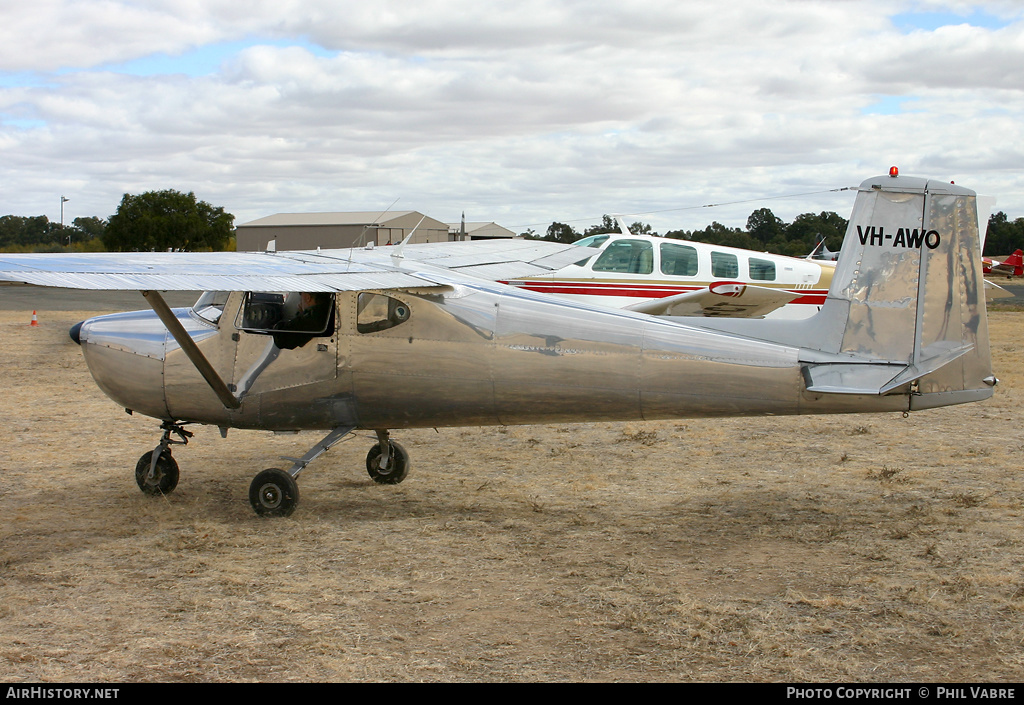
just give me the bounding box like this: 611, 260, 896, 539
623, 281, 801, 318
0, 239, 589, 292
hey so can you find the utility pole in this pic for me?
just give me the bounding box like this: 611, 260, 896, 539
61, 196, 70, 245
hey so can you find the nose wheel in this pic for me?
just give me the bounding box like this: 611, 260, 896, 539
135, 450, 179, 495
135, 421, 191, 496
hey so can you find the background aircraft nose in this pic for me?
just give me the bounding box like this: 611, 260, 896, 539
69, 321, 83, 345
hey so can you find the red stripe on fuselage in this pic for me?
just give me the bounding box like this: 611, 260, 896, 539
503, 280, 828, 305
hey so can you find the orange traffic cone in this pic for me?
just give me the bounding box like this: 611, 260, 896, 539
30, 310, 38, 327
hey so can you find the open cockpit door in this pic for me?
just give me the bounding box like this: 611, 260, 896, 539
230, 291, 339, 400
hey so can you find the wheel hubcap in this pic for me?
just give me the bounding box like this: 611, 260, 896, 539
259, 484, 282, 508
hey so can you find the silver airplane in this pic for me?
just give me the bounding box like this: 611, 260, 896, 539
0, 173, 997, 517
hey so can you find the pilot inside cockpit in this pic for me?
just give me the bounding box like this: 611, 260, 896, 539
234, 291, 335, 400
272, 292, 333, 350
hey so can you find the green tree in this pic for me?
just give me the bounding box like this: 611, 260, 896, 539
746, 208, 785, 246
985, 211, 1024, 256
663, 229, 693, 240
71, 216, 107, 240
0, 215, 25, 248
544, 221, 581, 244
785, 211, 848, 256
0, 215, 59, 249
690, 222, 758, 250
582, 215, 656, 238
583, 215, 619, 238
103, 190, 234, 252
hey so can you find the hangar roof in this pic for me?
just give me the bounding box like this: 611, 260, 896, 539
239, 211, 429, 228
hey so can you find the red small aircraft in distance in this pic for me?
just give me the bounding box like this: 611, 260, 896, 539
983, 249, 1024, 277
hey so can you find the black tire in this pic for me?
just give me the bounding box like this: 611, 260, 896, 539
135, 450, 179, 496
366, 441, 410, 484
249, 468, 299, 517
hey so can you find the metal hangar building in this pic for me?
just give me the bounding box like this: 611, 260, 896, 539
234, 211, 450, 252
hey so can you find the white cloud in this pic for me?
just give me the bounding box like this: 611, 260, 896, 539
0, 0, 1022, 234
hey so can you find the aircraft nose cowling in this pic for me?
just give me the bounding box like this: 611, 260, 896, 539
69, 320, 83, 345
76, 310, 171, 419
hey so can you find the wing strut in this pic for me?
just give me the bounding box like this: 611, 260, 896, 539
141, 290, 241, 410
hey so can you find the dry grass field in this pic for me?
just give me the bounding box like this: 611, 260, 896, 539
1, 301, 1023, 682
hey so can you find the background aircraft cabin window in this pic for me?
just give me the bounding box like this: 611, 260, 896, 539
711, 251, 739, 278
659, 242, 699, 276
191, 291, 230, 324
236, 292, 335, 337
592, 239, 654, 274
749, 257, 776, 281
357, 293, 411, 333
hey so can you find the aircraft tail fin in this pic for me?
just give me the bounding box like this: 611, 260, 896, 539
800, 173, 995, 408
1006, 249, 1023, 276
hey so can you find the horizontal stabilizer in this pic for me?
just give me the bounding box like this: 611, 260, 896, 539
803, 343, 974, 395
877, 343, 974, 394
802, 362, 905, 395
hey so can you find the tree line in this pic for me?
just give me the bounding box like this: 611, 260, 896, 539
2, 189, 1023, 256
0, 190, 234, 253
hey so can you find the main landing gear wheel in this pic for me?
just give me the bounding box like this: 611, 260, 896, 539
249, 468, 299, 517
366, 441, 410, 484
135, 450, 180, 495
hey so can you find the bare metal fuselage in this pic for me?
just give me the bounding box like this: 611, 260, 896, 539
6, 173, 995, 516
79, 280, 910, 434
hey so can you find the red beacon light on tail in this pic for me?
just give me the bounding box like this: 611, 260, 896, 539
889, 166, 900, 177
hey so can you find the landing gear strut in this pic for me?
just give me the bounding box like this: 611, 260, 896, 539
248, 426, 354, 517
135, 421, 192, 495
134, 423, 413, 516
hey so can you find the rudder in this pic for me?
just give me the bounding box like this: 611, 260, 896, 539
816, 173, 995, 408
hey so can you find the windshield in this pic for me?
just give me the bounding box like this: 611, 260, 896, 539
574, 234, 610, 248
191, 291, 230, 324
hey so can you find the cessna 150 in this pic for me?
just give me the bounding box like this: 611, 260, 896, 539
0, 173, 997, 517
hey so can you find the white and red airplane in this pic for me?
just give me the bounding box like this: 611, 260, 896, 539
983, 249, 1023, 278
505, 224, 834, 320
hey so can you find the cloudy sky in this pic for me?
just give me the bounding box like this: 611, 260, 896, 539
2, 0, 1022, 236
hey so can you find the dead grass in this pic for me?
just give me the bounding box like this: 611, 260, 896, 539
2, 306, 1024, 681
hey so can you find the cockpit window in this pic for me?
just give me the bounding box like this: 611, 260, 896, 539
191, 291, 230, 324
235, 292, 335, 348
592, 239, 654, 274
357, 293, 411, 334
570, 235, 608, 265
